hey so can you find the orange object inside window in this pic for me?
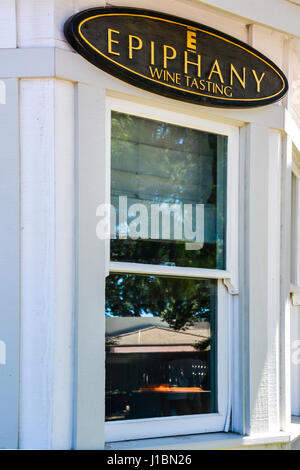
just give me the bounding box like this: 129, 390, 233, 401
139, 384, 203, 393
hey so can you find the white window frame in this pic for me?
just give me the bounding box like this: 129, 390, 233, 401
104, 96, 239, 442
291, 157, 300, 298
291, 151, 300, 417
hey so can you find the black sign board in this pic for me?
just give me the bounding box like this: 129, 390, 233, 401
64, 7, 288, 108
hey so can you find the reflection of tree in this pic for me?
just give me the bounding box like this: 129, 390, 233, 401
105, 336, 120, 352
106, 274, 215, 331
111, 238, 217, 269
193, 338, 211, 351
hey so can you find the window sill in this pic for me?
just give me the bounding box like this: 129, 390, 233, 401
105, 422, 300, 450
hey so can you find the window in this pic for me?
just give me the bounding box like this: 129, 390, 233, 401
104, 99, 238, 442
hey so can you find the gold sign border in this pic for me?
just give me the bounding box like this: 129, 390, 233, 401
78, 13, 286, 102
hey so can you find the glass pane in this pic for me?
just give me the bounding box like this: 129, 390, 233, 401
105, 274, 217, 422
110, 111, 227, 269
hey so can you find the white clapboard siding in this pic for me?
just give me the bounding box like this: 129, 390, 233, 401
19, 79, 75, 449
16, 0, 106, 49
0, 1, 16, 48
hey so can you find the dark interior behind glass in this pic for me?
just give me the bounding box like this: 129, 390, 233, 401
105, 275, 217, 421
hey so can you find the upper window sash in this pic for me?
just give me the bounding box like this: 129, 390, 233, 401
106, 97, 239, 287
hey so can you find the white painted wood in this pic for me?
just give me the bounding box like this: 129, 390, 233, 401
244, 124, 281, 434
16, 0, 106, 50
110, 262, 230, 280
282, 38, 294, 112
285, 111, 300, 154
75, 0, 106, 10
106, 426, 300, 450
246, 124, 270, 434
75, 83, 106, 450
17, 0, 56, 48
291, 158, 300, 417
108, 0, 248, 41
231, 125, 247, 435
291, 305, 300, 416
53, 0, 78, 50
226, 124, 239, 290
0, 79, 19, 449
195, 0, 300, 38
0, 1, 16, 48
280, 135, 292, 431
52, 79, 75, 450
267, 130, 282, 431
247, 23, 285, 72
0, 48, 55, 78
293, 160, 300, 289
20, 79, 56, 449
20, 79, 75, 449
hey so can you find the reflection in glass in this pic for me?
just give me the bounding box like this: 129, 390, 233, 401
111, 111, 227, 269
105, 274, 217, 421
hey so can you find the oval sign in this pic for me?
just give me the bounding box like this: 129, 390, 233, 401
64, 7, 288, 108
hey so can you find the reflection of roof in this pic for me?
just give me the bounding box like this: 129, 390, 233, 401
110, 325, 210, 346
106, 324, 211, 353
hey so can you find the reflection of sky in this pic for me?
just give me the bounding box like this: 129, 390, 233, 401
106, 309, 154, 318
105, 312, 115, 318
140, 311, 154, 318
105, 307, 210, 318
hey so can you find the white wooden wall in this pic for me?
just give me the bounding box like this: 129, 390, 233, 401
19, 78, 75, 449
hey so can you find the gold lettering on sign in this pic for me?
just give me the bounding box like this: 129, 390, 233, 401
149, 66, 163, 79
163, 45, 177, 68
199, 79, 205, 91
129, 35, 143, 59
208, 59, 224, 83
207, 81, 213, 92
149, 66, 182, 84
184, 50, 201, 77
230, 64, 246, 89
252, 70, 266, 92
224, 86, 233, 97
187, 30, 197, 50
215, 83, 224, 95
108, 29, 120, 56
150, 41, 155, 65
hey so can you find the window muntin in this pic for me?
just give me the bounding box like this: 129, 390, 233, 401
105, 274, 217, 422
110, 111, 227, 269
